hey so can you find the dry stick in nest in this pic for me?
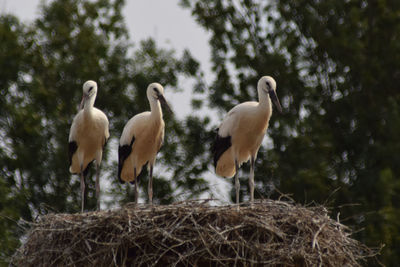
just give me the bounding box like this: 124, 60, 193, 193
11, 199, 381, 266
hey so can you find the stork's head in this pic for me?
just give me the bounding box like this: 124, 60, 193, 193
80, 80, 98, 109
258, 76, 282, 113
147, 82, 172, 112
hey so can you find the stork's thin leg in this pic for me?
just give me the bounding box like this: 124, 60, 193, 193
80, 172, 85, 213
134, 168, 138, 204
234, 159, 240, 205
148, 165, 153, 205
249, 156, 255, 204
95, 164, 101, 211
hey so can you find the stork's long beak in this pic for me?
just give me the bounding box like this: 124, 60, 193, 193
268, 90, 283, 113
158, 94, 173, 113
79, 94, 87, 110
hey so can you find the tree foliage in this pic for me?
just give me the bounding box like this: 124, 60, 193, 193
180, 0, 400, 265
1, 0, 400, 265
0, 0, 207, 262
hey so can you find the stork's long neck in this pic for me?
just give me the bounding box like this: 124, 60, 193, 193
83, 94, 96, 116
257, 89, 272, 115
150, 99, 163, 121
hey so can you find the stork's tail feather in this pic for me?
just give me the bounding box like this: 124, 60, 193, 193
118, 136, 135, 184
130, 173, 139, 185
212, 131, 232, 170
117, 145, 128, 184
68, 141, 78, 167
83, 161, 93, 178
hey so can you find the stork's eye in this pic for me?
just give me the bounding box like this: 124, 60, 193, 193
88, 86, 93, 92
266, 82, 270, 90
153, 87, 159, 93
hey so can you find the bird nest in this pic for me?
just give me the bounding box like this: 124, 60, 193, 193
11, 199, 378, 266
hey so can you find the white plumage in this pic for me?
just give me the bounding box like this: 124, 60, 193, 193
118, 82, 171, 204
213, 76, 282, 204
68, 80, 109, 212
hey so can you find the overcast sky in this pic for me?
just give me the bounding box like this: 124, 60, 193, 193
0, 0, 211, 67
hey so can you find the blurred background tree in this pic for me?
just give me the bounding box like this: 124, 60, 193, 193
181, 0, 400, 265
1, 0, 399, 265
0, 0, 209, 263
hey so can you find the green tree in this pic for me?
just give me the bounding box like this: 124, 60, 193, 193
0, 0, 207, 262
181, 0, 400, 265
0, 14, 35, 261
3, 0, 399, 265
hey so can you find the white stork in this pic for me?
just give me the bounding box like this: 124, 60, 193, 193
68, 80, 110, 212
118, 83, 171, 204
213, 76, 282, 204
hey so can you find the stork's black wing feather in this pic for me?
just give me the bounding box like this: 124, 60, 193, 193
212, 128, 232, 170
82, 161, 93, 178
69, 141, 94, 177
68, 141, 78, 167
118, 136, 135, 183
81, 136, 107, 179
